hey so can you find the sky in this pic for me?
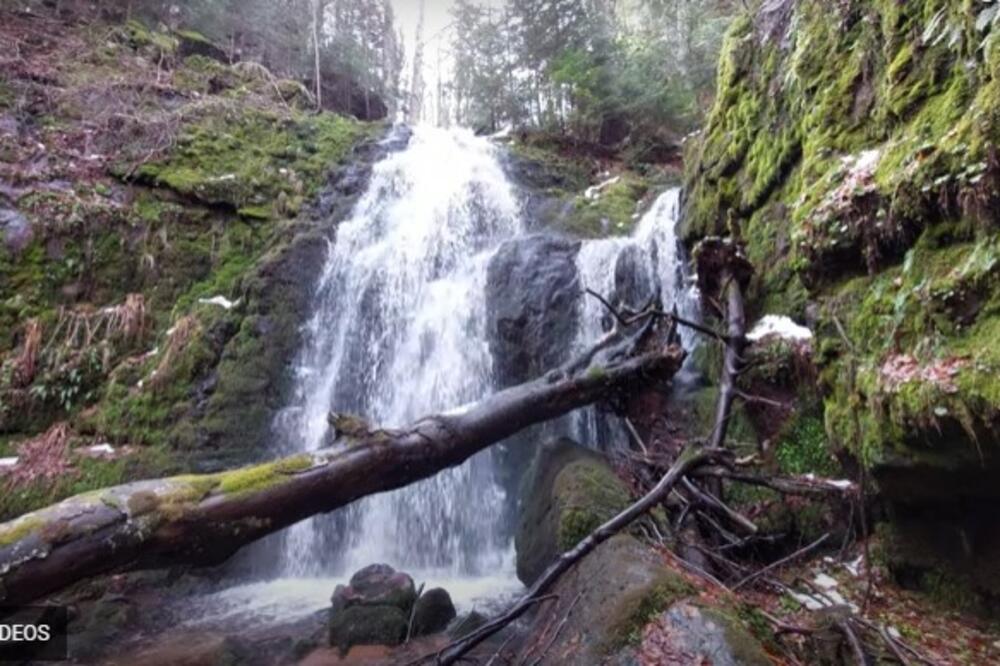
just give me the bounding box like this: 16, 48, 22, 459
390, 0, 459, 61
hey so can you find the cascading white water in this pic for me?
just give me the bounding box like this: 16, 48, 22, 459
572, 188, 700, 446
184, 138, 701, 630
275, 126, 522, 578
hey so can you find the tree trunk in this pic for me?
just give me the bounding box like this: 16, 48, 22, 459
0, 341, 684, 607
313, 0, 324, 110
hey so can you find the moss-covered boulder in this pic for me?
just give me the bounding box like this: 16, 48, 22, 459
517, 532, 775, 664
327, 605, 408, 657
515, 437, 631, 585
410, 587, 457, 638
632, 601, 773, 666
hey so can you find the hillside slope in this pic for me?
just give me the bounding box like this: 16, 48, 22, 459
0, 10, 378, 520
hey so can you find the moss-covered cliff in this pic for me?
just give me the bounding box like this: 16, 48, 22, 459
685, 0, 1000, 604
0, 13, 377, 520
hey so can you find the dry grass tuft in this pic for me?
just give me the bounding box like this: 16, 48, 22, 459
5, 422, 74, 488
12, 318, 42, 387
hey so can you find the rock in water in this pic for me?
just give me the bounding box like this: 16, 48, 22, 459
331, 563, 417, 613
411, 588, 457, 637
328, 564, 420, 655
486, 234, 581, 388
328, 605, 408, 657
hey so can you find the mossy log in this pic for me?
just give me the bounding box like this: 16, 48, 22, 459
0, 339, 685, 607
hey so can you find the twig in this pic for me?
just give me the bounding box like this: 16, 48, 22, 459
692, 467, 858, 497
852, 617, 936, 666
838, 619, 867, 666
406, 582, 426, 643
681, 478, 758, 535
622, 417, 649, 455
524, 591, 583, 666
484, 634, 516, 666
735, 389, 788, 409
732, 533, 831, 590
878, 626, 913, 666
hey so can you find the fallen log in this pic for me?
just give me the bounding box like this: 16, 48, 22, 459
0, 338, 685, 606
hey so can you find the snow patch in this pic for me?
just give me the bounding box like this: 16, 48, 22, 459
199, 295, 241, 310
87, 443, 115, 456
488, 125, 513, 140
747, 315, 813, 342
584, 174, 620, 201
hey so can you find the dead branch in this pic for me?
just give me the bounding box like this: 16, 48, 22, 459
681, 477, 758, 535
692, 467, 858, 497
731, 533, 831, 590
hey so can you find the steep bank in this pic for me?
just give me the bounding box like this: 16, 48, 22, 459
0, 11, 379, 520
685, 0, 1000, 608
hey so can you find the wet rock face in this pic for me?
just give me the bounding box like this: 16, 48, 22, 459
614, 244, 656, 311
410, 588, 457, 638
486, 234, 581, 389
515, 438, 631, 586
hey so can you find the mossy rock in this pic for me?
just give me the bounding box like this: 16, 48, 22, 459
328, 605, 407, 657
515, 437, 631, 585
521, 534, 696, 664
410, 588, 457, 638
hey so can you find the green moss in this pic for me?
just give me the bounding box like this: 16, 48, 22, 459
568, 173, 650, 237
775, 413, 837, 476
700, 606, 775, 665
554, 458, 631, 549
0, 515, 45, 547
821, 232, 1000, 466
602, 571, 695, 651
135, 109, 371, 212
215, 454, 312, 495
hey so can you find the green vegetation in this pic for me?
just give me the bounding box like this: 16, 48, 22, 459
602, 570, 695, 650
555, 458, 632, 549
135, 110, 370, 215
686, 0, 1000, 466
215, 454, 312, 495
0, 13, 375, 522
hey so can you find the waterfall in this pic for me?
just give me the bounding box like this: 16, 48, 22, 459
571, 188, 700, 446
275, 126, 522, 577
185, 134, 700, 628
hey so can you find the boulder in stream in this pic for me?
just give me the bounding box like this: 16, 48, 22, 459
411, 587, 457, 637
515, 437, 631, 586
328, 605, 408, 657
331, 563, 417, 613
